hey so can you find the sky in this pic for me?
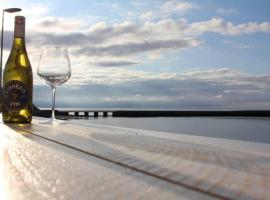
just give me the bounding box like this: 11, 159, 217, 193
1, 0, 270, 110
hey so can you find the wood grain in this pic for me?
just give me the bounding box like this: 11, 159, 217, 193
1, 116, 270, 200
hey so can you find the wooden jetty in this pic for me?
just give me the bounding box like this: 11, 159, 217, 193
33, 108, 270, 118
0, 114, 270, 199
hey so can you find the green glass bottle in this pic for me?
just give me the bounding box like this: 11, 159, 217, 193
2, 16, 33, 123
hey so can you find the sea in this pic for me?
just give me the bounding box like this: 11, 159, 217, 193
67, 116, 270, 144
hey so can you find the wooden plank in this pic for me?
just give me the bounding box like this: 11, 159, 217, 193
3, 117, 270, 200
0, 122, 215, 200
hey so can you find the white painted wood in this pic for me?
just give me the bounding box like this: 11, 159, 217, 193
1, 116, 270, 200
0, 122, 214, 200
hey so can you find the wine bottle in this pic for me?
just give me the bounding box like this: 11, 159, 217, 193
2, 16, 33, 123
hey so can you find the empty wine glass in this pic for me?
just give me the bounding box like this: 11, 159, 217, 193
37, 45, 71, 124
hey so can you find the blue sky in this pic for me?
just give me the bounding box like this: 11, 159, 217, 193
1, 0, 270, 109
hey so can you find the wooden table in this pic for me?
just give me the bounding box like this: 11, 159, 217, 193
0, 115, 269, 200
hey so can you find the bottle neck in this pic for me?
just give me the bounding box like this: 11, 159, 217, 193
13, 38, 26, 48
14, 17, 25, 38
13, 16, 26, 49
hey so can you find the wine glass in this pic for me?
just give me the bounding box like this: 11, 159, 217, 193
37, 45, 71, 124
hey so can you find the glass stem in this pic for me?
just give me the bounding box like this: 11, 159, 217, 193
51, 87, 56, 121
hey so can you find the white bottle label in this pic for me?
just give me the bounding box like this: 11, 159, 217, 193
14, 16, 25, 38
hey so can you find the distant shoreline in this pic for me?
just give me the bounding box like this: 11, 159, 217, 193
33, 108, 270, 118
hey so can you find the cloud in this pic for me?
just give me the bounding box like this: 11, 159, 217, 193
88, 60, 139, 67
28, 21, 141, 47
34, 17, 86, 32
58, 64, 270, 91
1, 1, 269, 110
26, 17, 270, 55
6, 15, 269, 75
12, 13, 268, 77
34, 67, 270, 109
21, 3, 49, 17
139, 1, 196, 22
3, 14, 270, 91
189, 17, 270, 35
25, 19, 201, 61
28, 31, 91, 47
161, 1, 195, 13
75, 38, 201, 57
140, 11, 154, 21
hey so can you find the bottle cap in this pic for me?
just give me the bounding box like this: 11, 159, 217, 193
15, 16, 25, 25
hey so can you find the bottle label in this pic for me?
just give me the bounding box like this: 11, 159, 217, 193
3, 81, 29, 110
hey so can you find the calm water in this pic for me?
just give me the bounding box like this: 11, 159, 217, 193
70, 117, 270, 144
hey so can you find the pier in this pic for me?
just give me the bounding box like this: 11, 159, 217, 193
33, 108, 270, 118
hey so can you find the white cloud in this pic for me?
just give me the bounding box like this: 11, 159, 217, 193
2, 11, 270, 80
161, 1, 194, 13
216, 94, 223, 98
26, 16, 270, 56
25, 18, 201, 64
139, 1, 196, 22
140, 11, 154, 21
32, 17, 86, 32
75, 38, 201, 57
5, 15, 266, 83
1, 1, 270, 109
88, 60, 139, 67
34, 67, 270, 109
56, 63, 270, 92
21, 3, 49, 17
189, 17, 270, 35
1, 3, 50, 31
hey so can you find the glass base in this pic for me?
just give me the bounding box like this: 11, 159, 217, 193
38, 118, 68, 125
